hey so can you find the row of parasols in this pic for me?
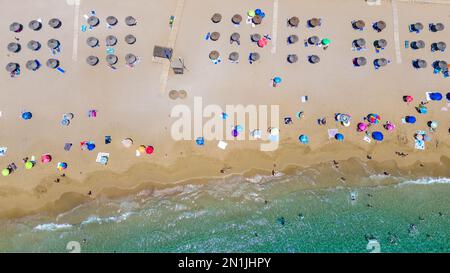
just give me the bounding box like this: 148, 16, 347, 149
211, 9, 266, 26
2, 154, 68, 177
9, 19, 62, 32
287, 17, 322, 28
7, 39, 61, 53
208, 50, 323, 64
86, 35, 137, 47
406, 40, 446, 52
85, 15, 137, 28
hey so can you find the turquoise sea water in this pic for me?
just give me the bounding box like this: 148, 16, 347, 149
0, 173, 449, 253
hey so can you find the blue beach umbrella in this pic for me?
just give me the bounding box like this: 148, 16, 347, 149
372, 131, 384, 141
417, 106, 428, 114
235, 125, 244, 133
429, 92, 443, 101
335, 133, 344, 141
195, 137, 204, 146
22, 111, 32, 120
405, 116, 416, 124
255, 9, 262, 16
446, 92, 450, 101
87, 143, 96, 151
273, 76, 282, 84
299, 134, 309, 144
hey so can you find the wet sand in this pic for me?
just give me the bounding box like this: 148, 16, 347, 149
0, 0, 449, 219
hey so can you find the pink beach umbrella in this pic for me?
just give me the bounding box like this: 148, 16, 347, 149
357, 122, 368, 132
41, 154, 52, 163
258, 38, 268, 48
403, 95, 413, 103
384, 122, 395, 132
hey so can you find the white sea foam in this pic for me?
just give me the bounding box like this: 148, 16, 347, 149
80, 212, 135, 226
33, 223, 72, 232
395, 177, 450, 187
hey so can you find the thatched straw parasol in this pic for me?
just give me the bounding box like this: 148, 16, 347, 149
229, 51, 239, 62
28, 20, 42, 31
308, 18, 321, 28
47, 39, 60, 49
125, 16, 137, 26
308, 35, 319, 45
86, 37, 99, 47
431, 23, 444, 32
251, 33, 261, 42
48, 18, 62, 29
354, 57, 367, 66
354, 38, 366, 48
250, 52, 260, 62
6, 62, 19, 73
288, 35, 299, 44
252, 15, 262, 25
26, 60, 40, 71
125, 34, 136, 45
9, 22, 23, 33
211, 13, 222, 23
178, 90, 187, 99
209, 50, 220, 60
308, 55, 320, 64
374, 39, 387, 48
46, 58, 60, 69
125, 53, 137, 65
210, 32, 220, 41
27, 40, 41, 51
106, 16, 118, 26
352, 20, 365, 30
375, 58, 388, 67
287, 54, 298, 63
87, 16, 100, 27
232, 14, 242, 25
373, 20, 386, 32
86, 55, 99, 66
411, 22, 423, 32
411, 40, 425, 49
413, 59, 427, 69
7, 42, 21, 53
288, 16, 299, 27
106, 54, 118, 65
433, 42, 446, 52
106, 35, 118, 46
169, 90, 179, 100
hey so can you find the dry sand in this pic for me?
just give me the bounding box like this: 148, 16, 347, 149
0, 0, 449, 219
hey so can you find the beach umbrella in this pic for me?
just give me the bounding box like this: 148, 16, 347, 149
287, 54, 298, 64
106, 35, 118, 46
25, 161, 34, 170
335, 133, 344, 141
232, 129, 239, 137
411, 40, 425, 49
250, 52, 260, 62
308, 35, 319, 45
288, 35, 298, 44
235, 125, 244, 133
372, 131, 384, 141
413, 59, 427, 69
374, 39, 387, 49
255, 9, 262, 16
288, 16, 299, 27
229, 52, 239, 62
373, 20, 386, 32
86, 55, 99, 66
22, 111, 32, 120
27, 40, 41, 51
321, 38, 330, 46
273, 77, 282, 84
405, 116, 416, 124
87, 16, 100, 27
178, 90, 187, 99
2, 168, 10, 176
47, 39, 60, 49
339, 114, 351, 123
63, 113, 74, 120
434, 42, 446, 52
28, 20, 42, 31
230, 33, 240, 43
299, 135, 309, 144
61, 118, 70, 126
169, 90, 179, 100
385, 122, 395, 132
257, 38, 268, 48
211, 13, 222, 23
106, 16, 118, 26
57, 162, 68, 171
417, 105, 428, 114
404, 95, 414, 103
125, 54, 137, 65
106, 54, 118, 65
431, 23, 445, 32
138, 145, 146, 153
435, 61, 448, 70
41, 154, 52, 163
26, 60, 40, 71
251, 33, 261, 42
196, 137, 204, 146
121, 138, 133, 148
9, 22, 23, 33
86, 37, 99, 47
367, 113, 381, 124
125, 16, 137, 26
5, 62, 19, 73
145, 146, 154, 155
46, 58, 60, 69
209, 50, 220, 60
354, 38, 366, 48
87, 143, 96, 151
252, 15, 262, 25
447, 92, 450, 101
210, 32, 220, 41
357, 122, 368, 132
308, 55, 320, 64
375, 58, 388, 67
248, 10, 256, 17
125, 34, 136, 45
411, 22, 423, 32
429, 92, 443, 101
232, 14, 242, 25
48, 18, 62, 29
428, 120, 439, 129
354, 57, 367, 66
7, 42, 21, 53
308, 18, 321, 28
352, 20, 365, 30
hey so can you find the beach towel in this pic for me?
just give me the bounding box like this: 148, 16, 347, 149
415, 139, 425, 150
64, 143, 72, 151
0, 147, 7, 156
328, 129, 338, 139
218, 140, 228, 150
301, 96, 308, 103
96, 153, 110, 165
363, 136, 372, 143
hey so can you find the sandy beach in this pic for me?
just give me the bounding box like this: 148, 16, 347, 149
0, 0, 449, 220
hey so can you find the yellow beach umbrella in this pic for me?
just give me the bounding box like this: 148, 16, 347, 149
138, 145, 146, 153
2, 168, 10, 176
248, 10, 255, 17
25, 161, 34, 169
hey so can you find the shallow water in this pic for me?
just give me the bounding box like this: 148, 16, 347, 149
0, 173, 449, 253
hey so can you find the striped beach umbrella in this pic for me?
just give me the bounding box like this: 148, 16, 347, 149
367, 114, 381, 124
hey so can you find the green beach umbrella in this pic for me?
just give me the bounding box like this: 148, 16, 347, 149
2, 168, 10, 176
248, 10, 255, 17
321, 38, 330, 45
25, 161, 33, 169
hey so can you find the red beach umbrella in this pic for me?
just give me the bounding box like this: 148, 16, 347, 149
145, 146, 154, 155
